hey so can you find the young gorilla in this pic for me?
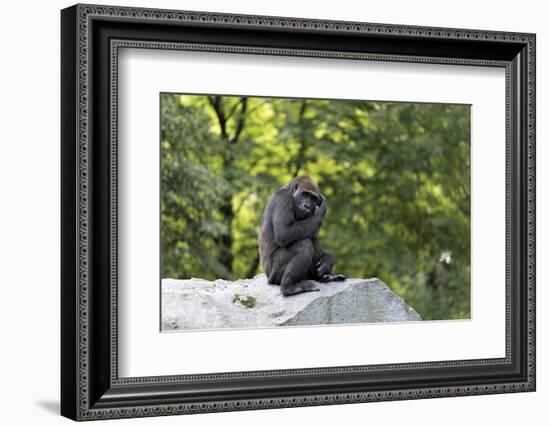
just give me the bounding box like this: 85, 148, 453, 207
259, 176, 346, 296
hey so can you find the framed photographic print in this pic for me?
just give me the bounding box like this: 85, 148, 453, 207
61, 3, 536, 421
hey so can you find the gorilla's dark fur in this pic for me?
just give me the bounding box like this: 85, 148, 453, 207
259, 176, 345, 296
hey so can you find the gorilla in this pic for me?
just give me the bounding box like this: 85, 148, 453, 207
259, 176, 345, 296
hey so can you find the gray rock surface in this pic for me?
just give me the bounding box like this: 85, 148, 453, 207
162, 274, 421, 331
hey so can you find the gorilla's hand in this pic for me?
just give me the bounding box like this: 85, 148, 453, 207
315, 195, 327, 218
315, 256, 332, 277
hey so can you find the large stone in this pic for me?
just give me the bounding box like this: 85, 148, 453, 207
162, 274, 421, 331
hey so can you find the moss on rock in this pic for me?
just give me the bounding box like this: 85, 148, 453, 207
232, 294, 257, 309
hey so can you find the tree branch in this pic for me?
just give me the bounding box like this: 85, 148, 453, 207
293, 100, 309, 177
230, 97, 248, 144
208, 96, 228, 141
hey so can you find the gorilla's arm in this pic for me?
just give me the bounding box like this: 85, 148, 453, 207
311, 236, 335, 275
270, 191, 325, 248
311, 235, 346, 282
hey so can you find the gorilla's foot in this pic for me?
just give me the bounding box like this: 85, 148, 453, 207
281, 280, 320, 296
318, 273, 346, 283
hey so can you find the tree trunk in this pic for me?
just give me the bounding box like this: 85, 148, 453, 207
219, 193, 234, 276
244, 252, 260, 278
208, 96, 248, 278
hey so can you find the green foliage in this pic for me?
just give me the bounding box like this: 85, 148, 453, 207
161, 94, 471, 320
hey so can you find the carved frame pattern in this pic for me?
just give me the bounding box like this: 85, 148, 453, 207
61, 3, 536, 421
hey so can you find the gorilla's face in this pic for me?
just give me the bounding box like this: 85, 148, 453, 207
294, 189, 322, 220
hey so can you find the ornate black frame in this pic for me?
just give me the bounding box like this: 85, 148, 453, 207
61, 3, 536, 421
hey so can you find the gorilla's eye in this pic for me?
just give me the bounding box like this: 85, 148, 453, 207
292, 184, 299, 193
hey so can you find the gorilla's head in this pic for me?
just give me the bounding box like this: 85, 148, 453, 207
287, 176, 323, 220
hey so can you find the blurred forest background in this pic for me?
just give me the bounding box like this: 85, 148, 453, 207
160, 94, 471, 320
